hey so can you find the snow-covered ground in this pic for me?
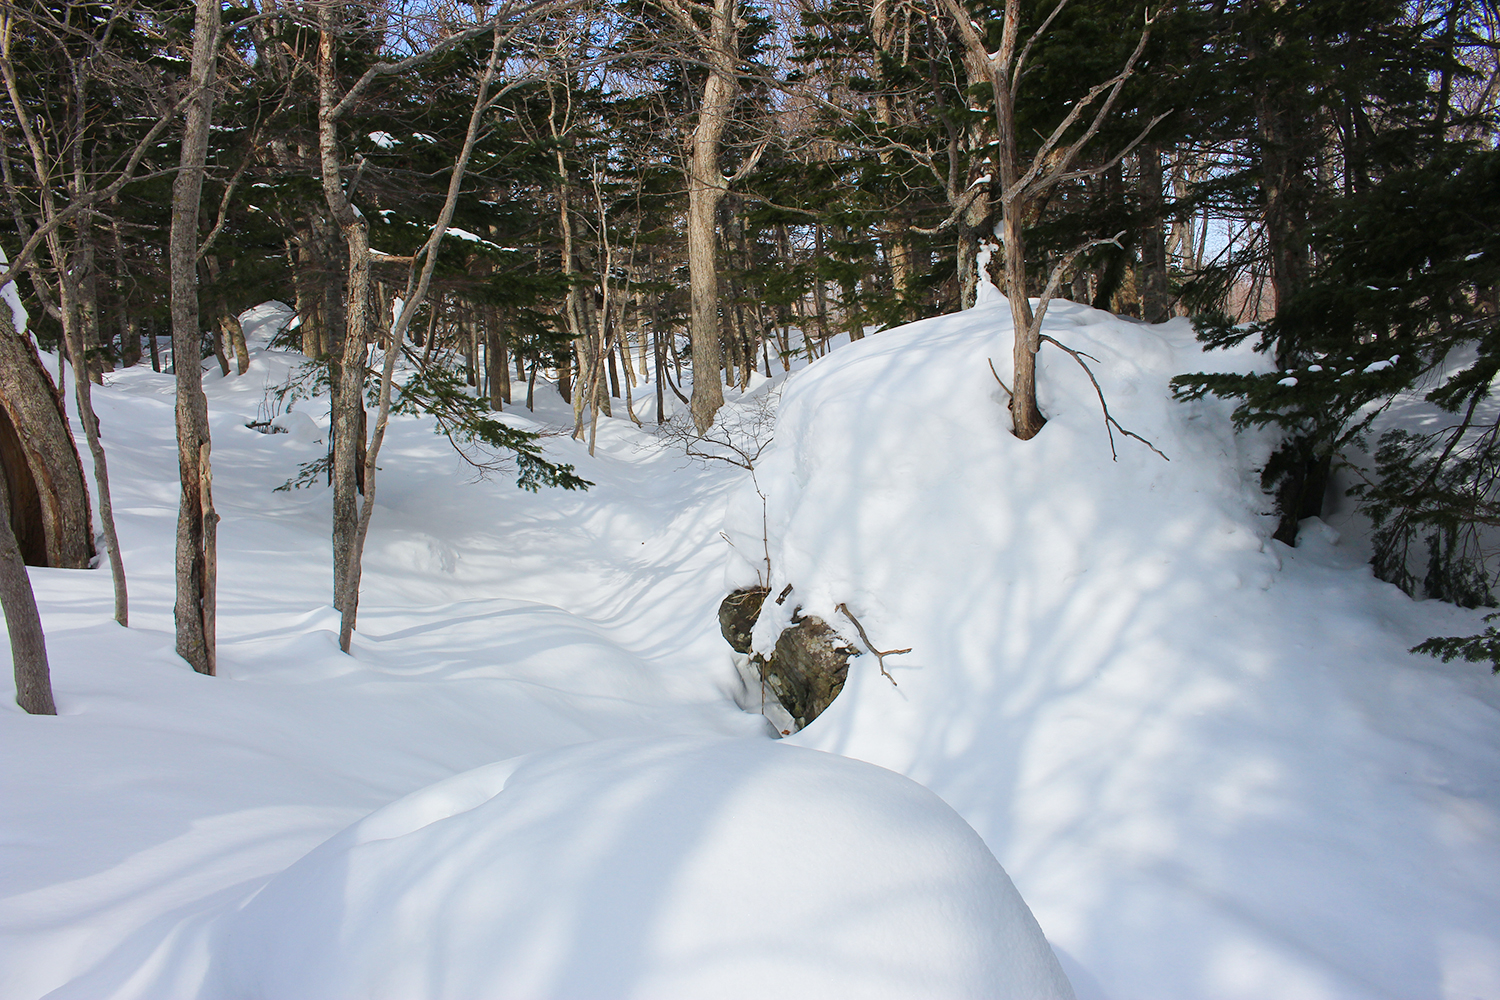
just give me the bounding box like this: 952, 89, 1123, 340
2, 295, 1498, 999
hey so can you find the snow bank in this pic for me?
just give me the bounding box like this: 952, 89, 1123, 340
724, 296, 1500, 999
215, 737, 1074, 1000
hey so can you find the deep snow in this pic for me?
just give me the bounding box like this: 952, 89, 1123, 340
1, 294, 1497, 999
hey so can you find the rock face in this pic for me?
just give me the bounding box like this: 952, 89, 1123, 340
761, 613, 859, 729
719, 586, 768, 654
719, 588, 858, 730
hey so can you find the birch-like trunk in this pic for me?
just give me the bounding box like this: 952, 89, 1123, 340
168, 0, 220, 674
315, 14, 371, 623
684, 0, 738, 433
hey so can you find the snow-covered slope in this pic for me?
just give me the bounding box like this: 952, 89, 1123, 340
2, 294, 1498, 999
215, 737, 1073, 1000
725, 296, 1500, 1000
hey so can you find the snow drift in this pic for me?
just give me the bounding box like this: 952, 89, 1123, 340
724, 296, 1500, 999
215, 737, 1073, 1000
2, 293, 1497, 1000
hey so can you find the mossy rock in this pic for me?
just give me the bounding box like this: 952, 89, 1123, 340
757, 614, 859, 729
719, 589, 858, 731
719, 587, 769, 654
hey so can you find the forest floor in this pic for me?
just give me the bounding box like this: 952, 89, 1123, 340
1, 294, 1498, 999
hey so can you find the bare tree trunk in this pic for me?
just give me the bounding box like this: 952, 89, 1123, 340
169, 0, 220, 675
487, 326, 507, 410
315, 12, 372, 624
1138, 143, 1170, 323
0, 481, 53, 715
678, 0, 746, 432
0, 297, 93, 569
224, 312, 249, 374
63, 313, 128, 627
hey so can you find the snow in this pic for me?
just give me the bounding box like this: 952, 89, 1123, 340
1, 293, 1498, 999
216, 737, 1072, 1000
723, 297, 1500, 999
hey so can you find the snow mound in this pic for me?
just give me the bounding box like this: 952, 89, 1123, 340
216, 737, 1074, 1000
723, 296, 1500, 999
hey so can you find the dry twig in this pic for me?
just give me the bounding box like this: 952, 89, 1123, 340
1037, 334, 1170, 462
836, 603, 909, 687
988, 358, 1013, 399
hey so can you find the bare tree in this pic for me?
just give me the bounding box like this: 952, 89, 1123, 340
0, 6, 135, 625
936, 0, 1164, 440
170, 0, 222, 674
339, 15, 515, 651
310, 0, 576, 651
652, 0, 767, 432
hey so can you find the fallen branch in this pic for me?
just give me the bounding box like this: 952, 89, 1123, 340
836, 603, 909, 687
1038, 334, 1169, 462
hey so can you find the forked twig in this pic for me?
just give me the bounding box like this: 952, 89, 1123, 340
836, 603, 910, 687
1037, 334, 1169, 463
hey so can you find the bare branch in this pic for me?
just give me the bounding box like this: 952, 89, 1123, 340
1029, 230, 1124, 334
988, 357, 1013, 399
1043, 110, 1172, 188
836, 603, 909, 687
1038, 333, 1169, 462
1005, 10, 1156, 202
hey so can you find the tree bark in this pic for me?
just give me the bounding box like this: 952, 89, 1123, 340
0, 480, 54, 715
315, 14, 372, 622
169, 0, 220, 675
0, 299, 93, 569
681, 0, 741, 433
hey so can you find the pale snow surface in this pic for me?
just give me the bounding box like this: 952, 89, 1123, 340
0, 295, 1497, 999
724, 297, 1500, 1000
217, 737, 1072, 1000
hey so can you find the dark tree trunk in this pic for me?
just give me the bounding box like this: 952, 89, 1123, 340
0, 303, 93, 569
1138, 143, 1170, 323
0, 481, 54, 715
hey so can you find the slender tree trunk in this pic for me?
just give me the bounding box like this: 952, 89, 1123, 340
0, 482, 54, 715
315, 15, 372, 622
169, 0, 220, 675
63, 312, 128, 626
992, 52, 1043, 439
1138, 144, 1170, 323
